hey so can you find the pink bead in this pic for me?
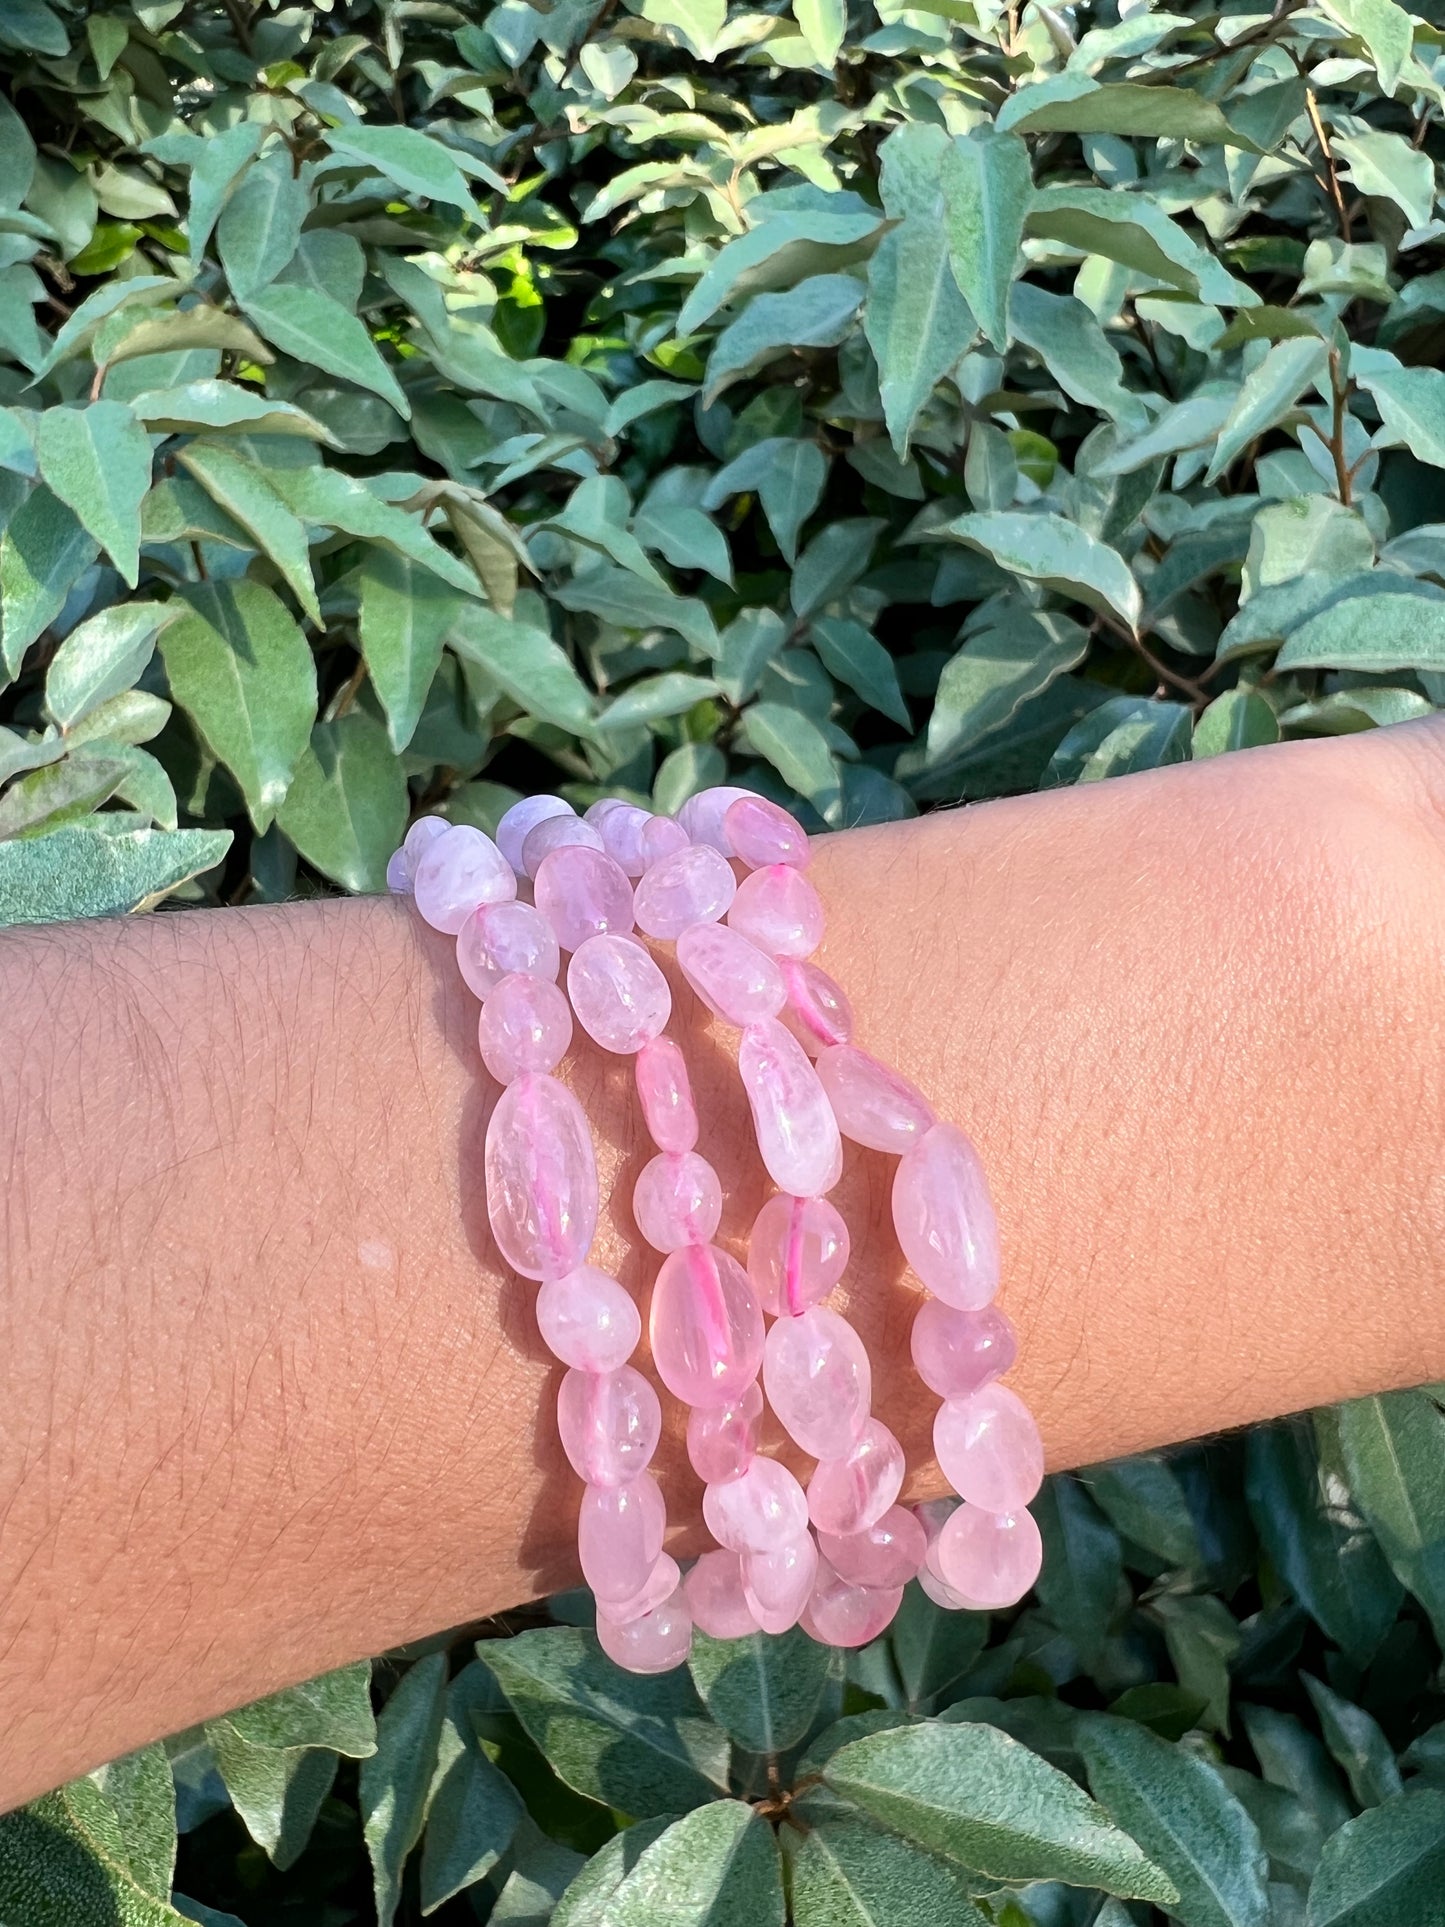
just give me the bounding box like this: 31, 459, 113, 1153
649, 1243, 764, 1406
484, 1072, 598, 1281
703, 1456, 809, 1554
413, 825, 516, 933
743, 1531, 819, 1635
584, 797, 628, 825
911, 1301, 1017, 1400
801, 1555, 903, 1649
522, 813, 604, 878
763, 1306, 871, 1460
402, 814, 450, 878
723, 795, 811, 870
595, 1589, 692, 1673
599, 1552, 681, 1627
686, 1382, 763, 1484
892, 1122, 1000, 1310
567, 934, 671, 1053
934, 1384, 1044, 1512
457, 900, 560, 1001
497, 795, 574, 873
935, 1502, 1043, 1609
557, 1366, 661, 1488
677, 784, 753, 854
815, 1046, 936, 1153
780, 959, 854, 1055
727, 864, 824, 960
819, 1506, 927, 1589
747, 1193, 850, 1319
676, 923, 786, 1027
918, 1561, 974, 1611
633, 1152, 722, 1252
806, 1419, 905, 1535
386, 849, 410, 894
633, 843, 736, 941
641, 815, 691, 867
684, 1550, 760, 1639
739, 1019, 843, 1198
635, 1038, 699, 1153
577, 1472, 665, 1604
534, 845, 635, 952
478, 973, 572, 1083
597, 804, 654, 877
536, 1266, 640, 1371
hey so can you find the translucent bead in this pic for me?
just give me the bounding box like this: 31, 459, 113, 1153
892, 1122, 1000, 1310
402, 814, 450, 878
806, 1418, 905, 1535
635, 1037, 698, 1153
413, 825, 516, 934
677, 784, 753, 854
686, 1382, 763, 1484
597, 804, 654, 878
536, 1266, 640, 1372
522, 813, 604, 878
703, 1457, 809, 1554
484, 1072, 598, 1281
596, 1589, 692, 1673
934, 1384, 1044, 1512
676, 923, 786, 1027
728, 864, 824, 960
649, 1244, 764, 1406
819, 1506, 927, 1590
935, 1502, 1043, 1609
478, 973, 572, 1083
577, 1472, 665, 1604
815, 1046, 936, 1153
600, 1552, 681, 1627
747, 1193, 849, 1319
743, 1531, 818, 1636
534, 845, 635, 952
497, 795, 574, 874
918, 1559, 974, 1612
457, 900, 560, 1001
763, 1306, 871, 1460
801, 1555, 902, 1648
724, 795, 811, 870
911, 1301, 1017, 1400
739, 1019, 843, 1199
633, 843, 736, 941
567, 934, 671, 1053
684, 1550, 759, 1639
386, 849, 411, 894
780, 959, 853, 1056
633, 1152, 722, 1252
557, 1366, 661, 1488
641, 815, 691, 868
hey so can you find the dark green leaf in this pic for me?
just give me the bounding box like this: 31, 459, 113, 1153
362, 1654, 448, 1927
0, 825, 230, 925
788, 1817, 992, 1927
242, 284, 411, 420
1306, 1789, 1445, 1927
276, 711, 408, 894
688, 1629, 832, 1754
420, 1661, 524, 1912
942, 125, 1031, 352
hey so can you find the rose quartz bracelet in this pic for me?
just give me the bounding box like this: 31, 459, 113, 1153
387, 787, 1043, 1673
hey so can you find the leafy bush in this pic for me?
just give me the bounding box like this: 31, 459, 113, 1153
4, 0, 1445, 1921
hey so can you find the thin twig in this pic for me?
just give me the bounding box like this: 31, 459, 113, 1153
1301, 77, 1350, 238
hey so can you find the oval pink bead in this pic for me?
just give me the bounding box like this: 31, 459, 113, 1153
911, 1300, 1017, 1400
649, 1243, 764, 1406
597, 804, 655, 877
686, 1382, 763, 1484
577, 1472, 665, 1604
676, 923, 786, 1027
934, 1384, 1044, 1512
806, 1418, 905, 1536
763, 1305, 871, 1460
641, 815, 691, 868
918, 1561, 974, 1612
484, 1072, 598, 1281
497, 795, 574, 873
633, 843, 736, 941
633, 1152, 722, 1252
935, 1502, 1043, 1609
386, 848, 411, 894
801, 1555, 903, 1649
413, 825, 517, 933
522, 813, 605, 878
892, 1121, 1000, 1310
600, 1552, 682, 1627
727, 864, 824, 960
743, 1531, 819, 1636
819, 1506, 927, 1590
478, 973, 572, 1083
635, 1037, 699, 1153
596, 1589, 692, 1673
816, 1045, 936, 1153
567, 934, 671, 1053
534, 845, 635, 952
457, 900, 560, 1001
536, 1266, 640, 1371
402, 813, 450, 878
557, 1366, 661, 1488
677, 784, 753, 854
739, 1019, 843, 1199
747, 1192, 850, 1319
724, 794, 811, 870
703, 1456, 809, 1554
683, 1550, 760, 1639
780, 959, 854, 1055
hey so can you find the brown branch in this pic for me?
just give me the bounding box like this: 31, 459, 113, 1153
1301, 78, 1351, 239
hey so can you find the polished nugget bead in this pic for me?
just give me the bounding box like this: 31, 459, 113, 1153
536, 1266, 640, 1372
683, 1550, 759, 1639
600, 1551, 681, 1627
557, 1366, 661, 1488
649, 1243, 764, 1406
457, 900, 560, 1001
596, 1588, 691, 1673
801, 1554, 902, 1648
567, 934, 671, 1053
686, 1382, 763, 1484
728, 864, 824, 959
724, 794, 811, 871
497, 795, 574, 874
402, 813, 450, 874
763, 1306, 870, 1460
641, 814, 691, 868
386, 849, 411, 894
935, 1501, 1043, 1609
780, 959, 853, 1055
911, 1301, 1016, 1400
892, 1121, 1000, 1310
677, 784, 753, 854
413, 824, 516, 933
484, 1072, 598, 1280
635, 1037, 698, 1153
577, 1473, 665, 1604
819, 1505, 926, 1590
806, 1418, 905, 1536
478, 973, 572, 1083
534, 845, 635, 952
934, 1384, 1044, 1512
521, 813, 604, 878
703, 1456, 808, 1554
676, 923, 786, 1027
816, 1046, 936, 1153
597, 804, 654, 877
633, 843, 736, 940
743, 1531, 818, 1635
739, 1019, 842, 1198
633, 1152, 722, 1252
747, 1193, 849, 1319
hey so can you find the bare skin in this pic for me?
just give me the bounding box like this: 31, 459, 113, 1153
2, 722, 1444, 1810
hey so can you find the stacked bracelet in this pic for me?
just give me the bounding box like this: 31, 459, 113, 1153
387, 787, 1043, 1673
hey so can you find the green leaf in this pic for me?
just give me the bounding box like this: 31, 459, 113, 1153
1028, 188, 1256, 308
89, 1745, 178, 1901
1317, 0, 1414, 92
1306, 1790, 1445, 1927
35, 401, 151, 587
704, 439, 827, 565
1083, 1455, 1202, 1568
1280, 688, 1433, 733
553, 564, 719, 653
1303, 1676, 1402, 1810
1080, 702, 1193, 779
597, 671, 720, 731
216, 145, 310, 301
793, 0, 846, 64
0, 484, 99, 681
158, 579, 318, 831
450, 602, 595, 732
1034, 1476, 1123, 1665
45, 601, 174, 729
552, 1818, 675, 1927
206, 1728, 339, 1871
1097, 388, 1237, 477
889, 1586, 988, 1708
241, 284, 411, 420
1336, 1391, 1445, 1646
1000, 77, 1263, 149
915, 611, 1090, 773
1192, 689, 1280, 757
1276, 594, 1445, 672
325, 124, 480, 216
0, 1784, 190, 1927
177, 441, 319, 622
221, 1663, 377, 1755
362, 1655, 448, 1927
704, 275, 864, 404
0, 748, 130, 837
359, 548, 465, 753
1356, 364, 1445, 468
812, 616, 909, 726
420, 1662, 524, 1913
688, 1629, 832, 1754
674, 207, 881, 336
276, 711, 408, 894
942, 511, 1141, 629
127, 380, 336, 441
1011, 282, 1147, 430
788, 1817, 993, 1927
561, 1802, 782, 1927
0, 825, 230, 924
95, 306, 274, 374
1205, 338, 1328, 484
1334, 132, 1435, 231
1151, 1594, 1239, 1737
742, 700, 841, 822
941, 125, 1032, 352
185, 120, 266, 266
791, 518, 882, 619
